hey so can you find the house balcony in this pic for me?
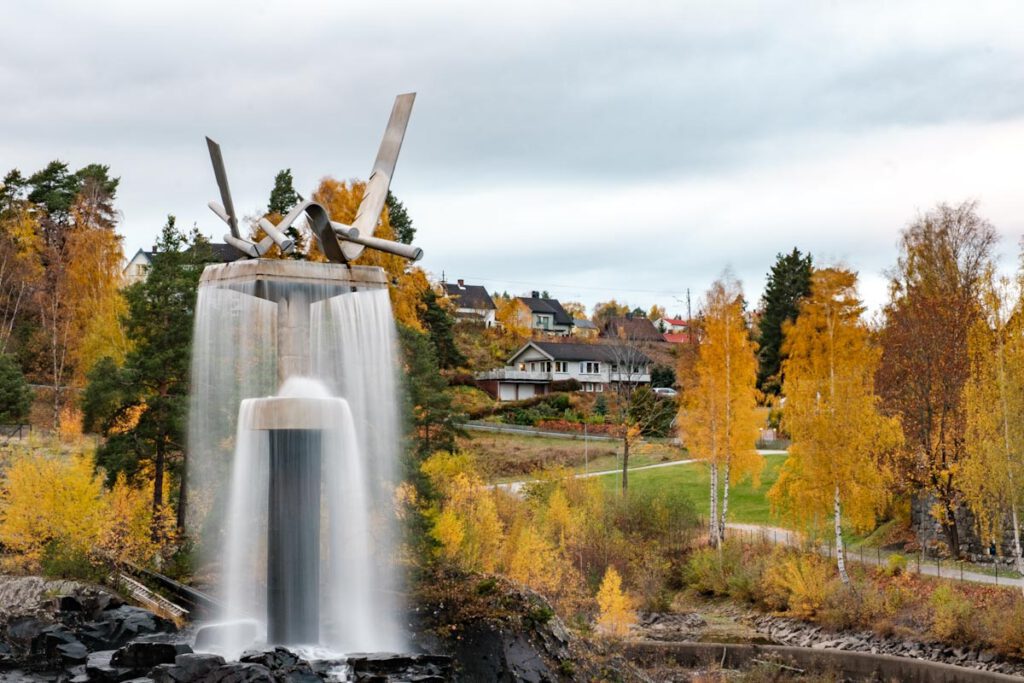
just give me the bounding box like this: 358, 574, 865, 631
476, 368, 552, 383
609, 372, 651, 383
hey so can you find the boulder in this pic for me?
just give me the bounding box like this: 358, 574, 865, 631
149, 653, 226, 683
112, 640, 192, 668
86, 650, 140, 682
31, 624, 89, 662
79, 606, 175, 650
193, 620, 260, 652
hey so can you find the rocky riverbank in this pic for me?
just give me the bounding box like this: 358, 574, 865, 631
748, 613, 1024, 678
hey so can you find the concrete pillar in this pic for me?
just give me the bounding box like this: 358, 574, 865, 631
277, 289, 311, 385
266, 429, 322, 645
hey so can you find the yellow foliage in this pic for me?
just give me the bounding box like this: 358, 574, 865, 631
504, 518, 563, 593
0, 451, 106, 560
312, 178, 427, 330
65, 206, 129, 382
495, 295, 531, 338
58, 406, 84, 441
596, 566, 636, 637
769, 268, 901, 535
761, 550, 831, 617
0, 449, 164, 567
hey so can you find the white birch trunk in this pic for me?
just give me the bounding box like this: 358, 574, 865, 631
719, 461, 730, 546
1011, 504, 1024, 593
834, 483, 849, 584
710, 463, 719, 546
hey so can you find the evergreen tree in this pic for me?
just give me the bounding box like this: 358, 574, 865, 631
419, 289, 465, 369
90, 216, 210, 528
757, 248, 813, 394
268, 169, 302, 215
385, 191, 415, 245
399, 324, 463, 456
0, 353, 31, 423
266, 169, 305, 259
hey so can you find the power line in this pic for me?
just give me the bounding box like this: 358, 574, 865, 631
453, 274, 684, 297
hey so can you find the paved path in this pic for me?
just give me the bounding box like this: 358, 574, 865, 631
725, 523, 1024, 588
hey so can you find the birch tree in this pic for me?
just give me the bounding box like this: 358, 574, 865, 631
962, 270, 1024, 581
679, 276, 762, 546
768, 268, 900, 583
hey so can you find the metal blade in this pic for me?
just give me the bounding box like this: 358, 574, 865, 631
352, 93, 415, 235
206, 137, 240, 239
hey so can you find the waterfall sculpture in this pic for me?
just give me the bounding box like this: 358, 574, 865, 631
190, 94, 420, 656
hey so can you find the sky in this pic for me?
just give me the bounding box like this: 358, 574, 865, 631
3, 0, 1023, 317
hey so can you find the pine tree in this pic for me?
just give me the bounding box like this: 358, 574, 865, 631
768, 268, 900, 583
757, 248, 813, 394
0, 353, 31, 423
419, 289, 466, 370
680, 276, 762, 546
385, 191, 415, 245
399, 324, 464, 456
90, 216, 210, 528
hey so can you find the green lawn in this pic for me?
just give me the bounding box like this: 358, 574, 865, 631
594, 453, 789, 526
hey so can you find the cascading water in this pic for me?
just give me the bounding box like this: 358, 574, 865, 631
188, 264, 406, 659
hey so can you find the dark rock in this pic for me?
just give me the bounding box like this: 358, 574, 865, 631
239, 647, 319, 682
204, 662, 274, 682
346, 653, 454, 682
80, 606, 175, 650
31, 625, 89, 662
112, 641, 193, 668
55, 595, 85, 612
149, 653, 226, 683
86, 650, 140, 682
451, 625, 550, 683
5, 616, 49, 651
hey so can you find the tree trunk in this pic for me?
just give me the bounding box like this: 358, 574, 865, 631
719, 459, 731, 545
1012, 503, 1024, 593
154, 438, 165, 514
941, 502, 961, 558
709, 462, 718, 547
621, 435, 630, 494
176, 456, 188, 531
834, 484, 849, 584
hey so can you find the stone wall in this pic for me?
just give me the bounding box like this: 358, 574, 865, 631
911, 494, 1021, 563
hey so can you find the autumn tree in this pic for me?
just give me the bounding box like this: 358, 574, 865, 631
312, 178, 429, 330
876, 201, 996, 556
962, 270, 1024, 578
679, 276, 762, 546
769, 268, 900, 583
88, 216, 209, 527
561, 301, 587, 320
596, 565, 636, 637
606, 338, 674, 494
592, 300, 631, 328
757, 248, 813, 395
495, 295, 531, 337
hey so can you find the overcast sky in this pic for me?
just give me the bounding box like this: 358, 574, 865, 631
3, 0, 1023, 316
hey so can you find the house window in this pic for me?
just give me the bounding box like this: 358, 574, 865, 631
582, 361, 600, 374
554, 361, 567, 373
595, 383, 604, 392
544, 361, 552, 372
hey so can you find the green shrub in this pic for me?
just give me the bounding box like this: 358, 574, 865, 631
40, 540, 105, 583
684, 545, 732, 596
885, 553, 907, 576
929, 585, 976, 644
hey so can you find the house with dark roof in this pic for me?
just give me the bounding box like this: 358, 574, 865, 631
518, 292, 574, 336
122, 242, 244, 286
600, 316, 665, 342
572, 318, 598, 339
442, 279, 496, 326
476, 340, 651, 401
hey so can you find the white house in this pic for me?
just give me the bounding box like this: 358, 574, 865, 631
476, 341, 652, 401
123, 248, 154, 285
655, 316, 690, 334
442, 280, 496, 326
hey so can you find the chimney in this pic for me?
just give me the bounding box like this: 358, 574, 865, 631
458, 279, 465, 288
531, 290, 540, 298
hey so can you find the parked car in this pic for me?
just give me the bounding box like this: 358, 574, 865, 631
652, 387, 678, 397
